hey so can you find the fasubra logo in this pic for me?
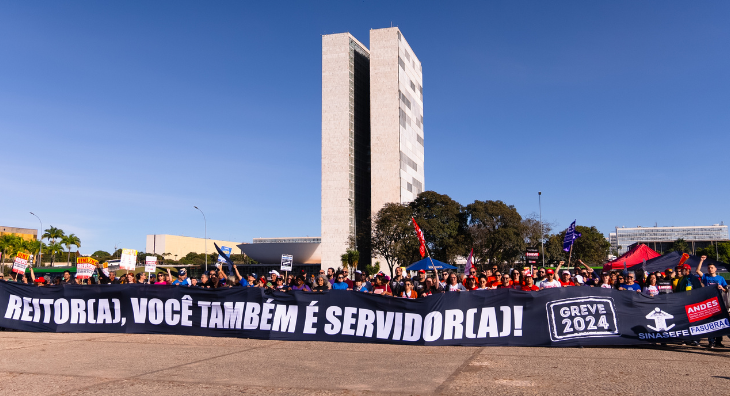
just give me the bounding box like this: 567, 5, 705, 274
646, 308, 675, 332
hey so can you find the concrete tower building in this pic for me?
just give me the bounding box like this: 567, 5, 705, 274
370, 27, 424, 214
321, 33, 371, 271
321, 27, 423, 270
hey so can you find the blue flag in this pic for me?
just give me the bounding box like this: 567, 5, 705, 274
213, 243, 234, 274
562, 220, 582, 252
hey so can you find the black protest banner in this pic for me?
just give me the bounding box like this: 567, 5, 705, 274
1, 282, 729, 347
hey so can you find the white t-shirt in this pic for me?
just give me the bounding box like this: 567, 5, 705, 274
643, 285, 659, 297
540, 279, 562, 289
600, 283, 612, 289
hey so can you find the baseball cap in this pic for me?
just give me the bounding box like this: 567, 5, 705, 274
562, 270, 571, 275
666, 268, 673, 273
269, 270, 280, 276
546, 269, 554, 275
418, 269, 426, 274
682, 264, 691, 270
355, 270, 362, 274
179, 269, 187, 276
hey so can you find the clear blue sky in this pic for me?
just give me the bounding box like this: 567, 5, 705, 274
1, 1, 728, 255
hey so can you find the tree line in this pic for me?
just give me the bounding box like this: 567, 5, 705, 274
368, 191, 610, 276
0, 226, 81, 268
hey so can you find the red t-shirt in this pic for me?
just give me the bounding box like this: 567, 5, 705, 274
521, 285, 540, 291
559, 280, 575, 287
495, 281, 512, 289
372, 284, 391, 295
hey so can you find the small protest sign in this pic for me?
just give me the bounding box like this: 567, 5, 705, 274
145, 256, 157, 273
76, 257, 98, 279
12, 252, 30, 274
281, 254, 293, 272
120, 249, 137, 271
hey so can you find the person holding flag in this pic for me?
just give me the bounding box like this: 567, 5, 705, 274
563, 220, 582, 267
411, 217, 440, 286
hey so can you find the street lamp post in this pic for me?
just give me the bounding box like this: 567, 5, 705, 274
30, 212, 42, 267
194, 206, 207, 272
538, 192, 545, 267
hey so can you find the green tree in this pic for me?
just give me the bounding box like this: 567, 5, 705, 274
465, 200, 524, 269
695, 242, 730, 263
0, 235, 23, 270
42, 226, 65, 265
370, 202, 417, 276
91, 250, 112, 262
364, 261, 381, 276
670, 238, 689, 253
62, 234, 81, 265
25, 240, 42, 266
410, 191, 466, 264
340, 249, 360, 276
44, 242, 65, 265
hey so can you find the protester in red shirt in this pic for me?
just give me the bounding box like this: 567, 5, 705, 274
371, 275, 392, 296
521, 275, 540, 291
493, 273, 512, 289
510, 270, 522, 288
559, 270, 575, 287
464, 275, 478, 291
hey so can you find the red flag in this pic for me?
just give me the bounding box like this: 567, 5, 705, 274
412, 217, 426, 258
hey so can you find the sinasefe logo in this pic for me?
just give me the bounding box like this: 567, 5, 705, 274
685, 297, 721, 323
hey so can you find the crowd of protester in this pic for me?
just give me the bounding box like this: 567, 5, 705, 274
3, 255, 727, 348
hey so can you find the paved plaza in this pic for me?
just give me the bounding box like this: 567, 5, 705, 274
0, 331, 729, 395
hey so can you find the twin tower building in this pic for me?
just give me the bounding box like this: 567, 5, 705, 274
322, 27, 424, 270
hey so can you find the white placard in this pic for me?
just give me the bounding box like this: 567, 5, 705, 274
280, 254, 293, 272
120, 249, 137, 271
12, 253, 30, 274
145, 256, 157, 273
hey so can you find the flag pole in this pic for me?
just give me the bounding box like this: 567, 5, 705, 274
424, 245, 440, 286
567, 241, 574, 269
413, 217, 440, 285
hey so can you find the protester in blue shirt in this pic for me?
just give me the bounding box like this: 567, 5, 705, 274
232, 265, 249, 287
696, 256, 728, 292
353, 277, 369, 292
618, 272, 641, 292
172, 269, 191, 286
695, 255, 728, 349
332, 273, 349, 290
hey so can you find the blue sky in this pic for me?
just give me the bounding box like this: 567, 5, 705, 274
1, 1, 728, 255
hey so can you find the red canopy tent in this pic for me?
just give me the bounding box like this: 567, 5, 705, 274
603, 244, 661, 271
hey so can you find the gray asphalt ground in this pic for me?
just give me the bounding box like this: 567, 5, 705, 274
0, 332, 729, 395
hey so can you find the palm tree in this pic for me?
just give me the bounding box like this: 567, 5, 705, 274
62, 234, 81, 265
44, 242, 64, 267
42, 226, 65, 265
0, 234, 14, 271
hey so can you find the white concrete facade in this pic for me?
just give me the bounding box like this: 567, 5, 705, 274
321, 33, 371, 271
370, 27, 424, 215
321, 28, 423, 271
